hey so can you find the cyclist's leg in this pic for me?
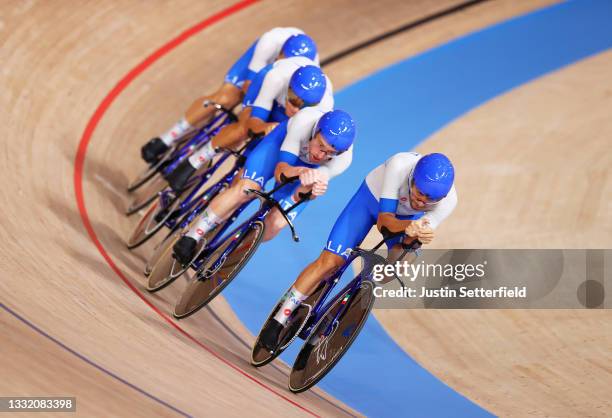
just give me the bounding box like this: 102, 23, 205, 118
180, 40, 257, 130
166, 112, 257, 192
194, 119, 287, 234
271, 181, 378, 327
172, 176, 259, 264
173, 124, 284, 262
185, 107, 253, 175
183, 83, 242, 128
144, 42, 256, 164
260, 182, 378, 346
296, 181, 378, 295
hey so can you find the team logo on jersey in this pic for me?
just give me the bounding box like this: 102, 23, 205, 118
326, 241, 353, 258
242, 169, 265, 187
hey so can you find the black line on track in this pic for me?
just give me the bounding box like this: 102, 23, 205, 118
320, 0, 491, 66
1, 302, 192, 418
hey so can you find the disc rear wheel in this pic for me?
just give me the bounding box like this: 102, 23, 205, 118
288, 281, 375, 393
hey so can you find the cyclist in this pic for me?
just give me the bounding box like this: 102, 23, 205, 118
171, 109, 356, 265
258, 152, 457, 349
164, 60, 333, 191
141, 28, 318, 164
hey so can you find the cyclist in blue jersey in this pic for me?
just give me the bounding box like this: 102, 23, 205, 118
259, 152, 457, 348
171, 109, 357, 265
164, 60, 334, 192
141, 28, 319, 164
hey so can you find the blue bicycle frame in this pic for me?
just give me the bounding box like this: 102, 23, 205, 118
296, 234, 419, 341
158, 148, 240, 231
296, 251, 365, 341
161, 107, 235, 176
192, 179, 309, 274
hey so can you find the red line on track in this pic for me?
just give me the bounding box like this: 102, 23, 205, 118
73, 2, 320, 416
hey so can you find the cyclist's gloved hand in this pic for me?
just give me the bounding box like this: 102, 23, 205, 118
299, 169, 328, 196
405, 219, 434, 244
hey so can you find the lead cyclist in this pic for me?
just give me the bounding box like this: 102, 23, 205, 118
140, 28, 319, 164
258, 152, 458, 349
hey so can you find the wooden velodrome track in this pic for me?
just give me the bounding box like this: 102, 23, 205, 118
1, 0, 610, 417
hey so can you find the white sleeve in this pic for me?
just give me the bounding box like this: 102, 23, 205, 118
380, 154, 406, 201
423, 187, 457, 229
248, 30, 278, 74
318, 145, 352, 179
251, 69, 283, 113
280, 110, 312, 156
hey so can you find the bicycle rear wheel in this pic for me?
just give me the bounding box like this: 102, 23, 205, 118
173, 221, 264, 319
288, 280, 375, 393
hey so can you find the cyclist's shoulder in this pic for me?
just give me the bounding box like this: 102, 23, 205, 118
288, 107, 324, 131
387, 152, 420, 167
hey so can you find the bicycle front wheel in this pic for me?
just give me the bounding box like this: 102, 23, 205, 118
173, 221, 265, 319
125, 174, 167, 216
288, 280, 375, 393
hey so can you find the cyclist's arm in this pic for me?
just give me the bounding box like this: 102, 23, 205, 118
420, 186, 458, 229
375, 154, 412, 234
275, 108, 320, 182
317, 144, 352, 179
274, 161, 306, 182
376, 213, 414, 235
241, 80, 252, 94
246, 116, 277, 135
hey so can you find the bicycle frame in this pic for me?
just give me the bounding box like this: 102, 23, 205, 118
161, 107, 235, 176
297, 235, 418, 341
297, 251, 365, 340
158, 148, 239, 231
192, 178, 310, 274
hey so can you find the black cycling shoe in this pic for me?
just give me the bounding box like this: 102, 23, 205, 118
259, 319, 284, 352
153, 209, 169, 223
172, 236, 198, 266
141, 137, 168, 164
293, 342, 315, 371
165, 159, 196, 192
